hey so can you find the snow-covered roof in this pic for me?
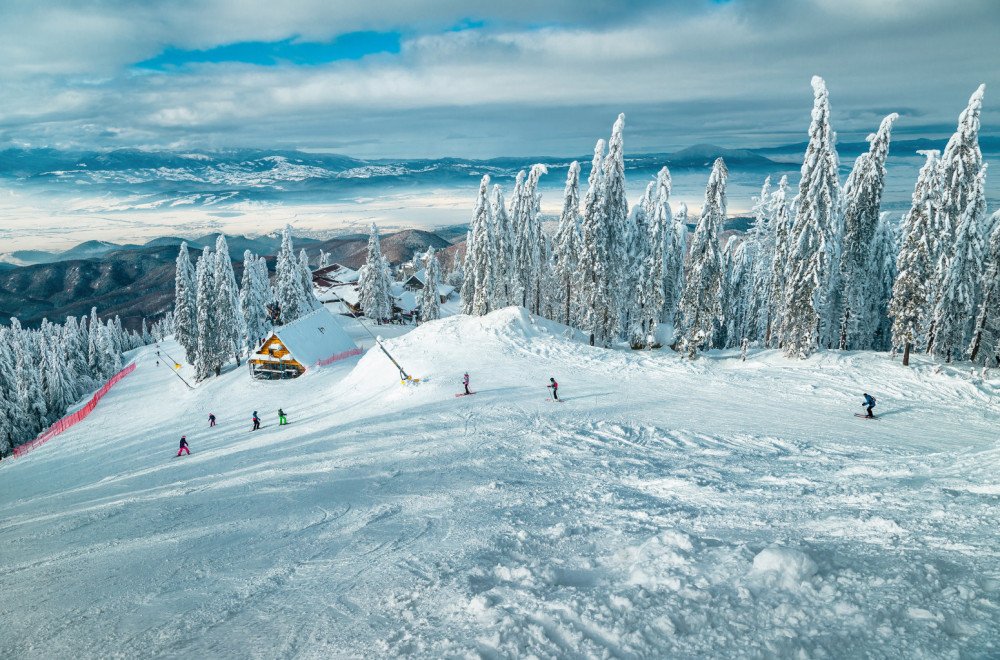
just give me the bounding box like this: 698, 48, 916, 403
438, 284, 455, 297
313, 264, 360, 287
260, 307, 360, 368
389, 282, 406, 297
316, 282, 359, 305
394, 291, 419, 313
407, 269, 426, 285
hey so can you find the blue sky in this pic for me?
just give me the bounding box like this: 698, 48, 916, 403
0, 0, 996, 158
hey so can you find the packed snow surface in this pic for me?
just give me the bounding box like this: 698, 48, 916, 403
2, 307, 999, 658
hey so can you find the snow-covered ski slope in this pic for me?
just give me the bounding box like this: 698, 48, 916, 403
2, 307, 999, 659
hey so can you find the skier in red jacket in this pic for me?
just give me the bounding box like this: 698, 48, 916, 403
547, 378, 559, 401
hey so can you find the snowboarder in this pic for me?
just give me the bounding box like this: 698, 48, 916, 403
177, 436, 190, 456
252, 411, 260, 431
463, 372, 470, 395
547, 378, 559, 401
862, 393, 876, 418
208, 413, 216, 427
278, 409, 288, 425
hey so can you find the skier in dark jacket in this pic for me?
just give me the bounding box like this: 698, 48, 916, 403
252, 411, 261, 431
547, 378, 559, 401
177, 436, 190, 456
463, 372, 470, 395
208, 413, 216, 427
863, 393, 876, 418
278, 409, 287, 425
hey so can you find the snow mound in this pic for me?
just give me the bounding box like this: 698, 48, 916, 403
750, 545, 818, 590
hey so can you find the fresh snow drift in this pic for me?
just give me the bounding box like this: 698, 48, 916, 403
1, 307, 999, 658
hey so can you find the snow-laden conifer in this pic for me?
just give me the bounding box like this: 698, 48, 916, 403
240, 250, 269, 354
675, 159, 728, 358
420, 247, 442, 321
779, 77, 843, 356
839, 113, 898, 350
298, 249, 321, 314
445, 248, 464, 289
491, 184, 515, 307
195, 247, 225, 379
460, 230, 476, 315
470, 175, 497, 316
766, 178, 791, 346
173, 242, 198, 363
578, 140, 611, 346
602, 114, 629, 333
626, 183, 653, 348
274, 225, 304, 323
890, 151, 940, 364
969, 211, 1000, 365
552, 162, 582, 326
665, 201, 687, 326
869, 212, 898, 351
931, 164, 989, 361
357, 222, 393, 322
215, 235, 246, 364
638, 168, 672, 347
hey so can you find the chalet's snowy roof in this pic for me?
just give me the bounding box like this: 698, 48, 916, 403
389, 282, 406, 297
315, 282, 359, 305
259, 307, 360, 367
406, 269, 426, 286
313, 264, 359, 287
438, 284, 455, 297
394, 291, 419, 313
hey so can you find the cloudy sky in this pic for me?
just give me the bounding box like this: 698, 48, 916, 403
0, 0, 997, 158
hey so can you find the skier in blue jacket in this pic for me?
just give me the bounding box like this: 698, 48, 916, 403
862, 393, 876, 418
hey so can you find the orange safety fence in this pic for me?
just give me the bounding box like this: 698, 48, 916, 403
12, 362, 137, 458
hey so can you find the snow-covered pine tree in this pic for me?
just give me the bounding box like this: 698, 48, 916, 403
298, 249, 321, 314
839, 113, 898, 350
506, 172, 526, 307
766, 178, 790, 347
869, 212, 899, 352
724, 236, 754, 349
931, 164, 989, 362
927, 84, 986, 353
602, 114, 630, 336
665, 200, 687, 328
471, 175, 497, 316
13, 318, 47, 439
626, 183, 653, 348
240, 250, 268, 355
639, 168, 672, 348
460, 231, 476, 315
675, 158, 728, 358
491, 183, 515, 307
215, 236, 246, 365
357, 222, 394, 322
274, 225, 304, 323
889, 151, 941, 364
526, 164, 549, 315
969, 210, 1000, 365
578, 140, 611, 346
446, 248, 464, 289
173, 242, 198, 363
420, 247, 442, 321
778, 77, 843, 357
552, 161, 582, 326
195, 247, 225, 379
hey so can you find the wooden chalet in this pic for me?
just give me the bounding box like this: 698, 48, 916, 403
249, 307, 362, 380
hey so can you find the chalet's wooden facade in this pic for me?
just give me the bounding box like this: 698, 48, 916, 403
248, 307, 362, 380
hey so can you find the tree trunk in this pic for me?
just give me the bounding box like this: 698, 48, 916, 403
902, 342, 911, 366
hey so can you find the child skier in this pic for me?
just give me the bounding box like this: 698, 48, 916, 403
547, 378, 559, 401
177, 436, 190, 456
208, 413, 216, 427
463, 372, 470, 395
278, 409, 288, 425
862, 393, 876, 418
252, 411, 261, 431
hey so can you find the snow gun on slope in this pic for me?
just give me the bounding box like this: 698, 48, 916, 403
314, 281, 419, 385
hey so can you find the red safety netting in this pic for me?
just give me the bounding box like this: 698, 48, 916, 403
312, 347, 364, 368
12, 362, 137, 459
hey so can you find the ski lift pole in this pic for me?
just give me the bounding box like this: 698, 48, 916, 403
374, 337, 411, 382
317, 280, 418, 384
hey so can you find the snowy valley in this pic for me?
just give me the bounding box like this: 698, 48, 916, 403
1, 308, 999, 658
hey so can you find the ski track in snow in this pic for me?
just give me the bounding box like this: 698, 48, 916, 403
1, 307, 999, 658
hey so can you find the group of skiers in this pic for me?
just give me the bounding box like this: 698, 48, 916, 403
176, 408, 291, 456
174, 378, 877, 457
